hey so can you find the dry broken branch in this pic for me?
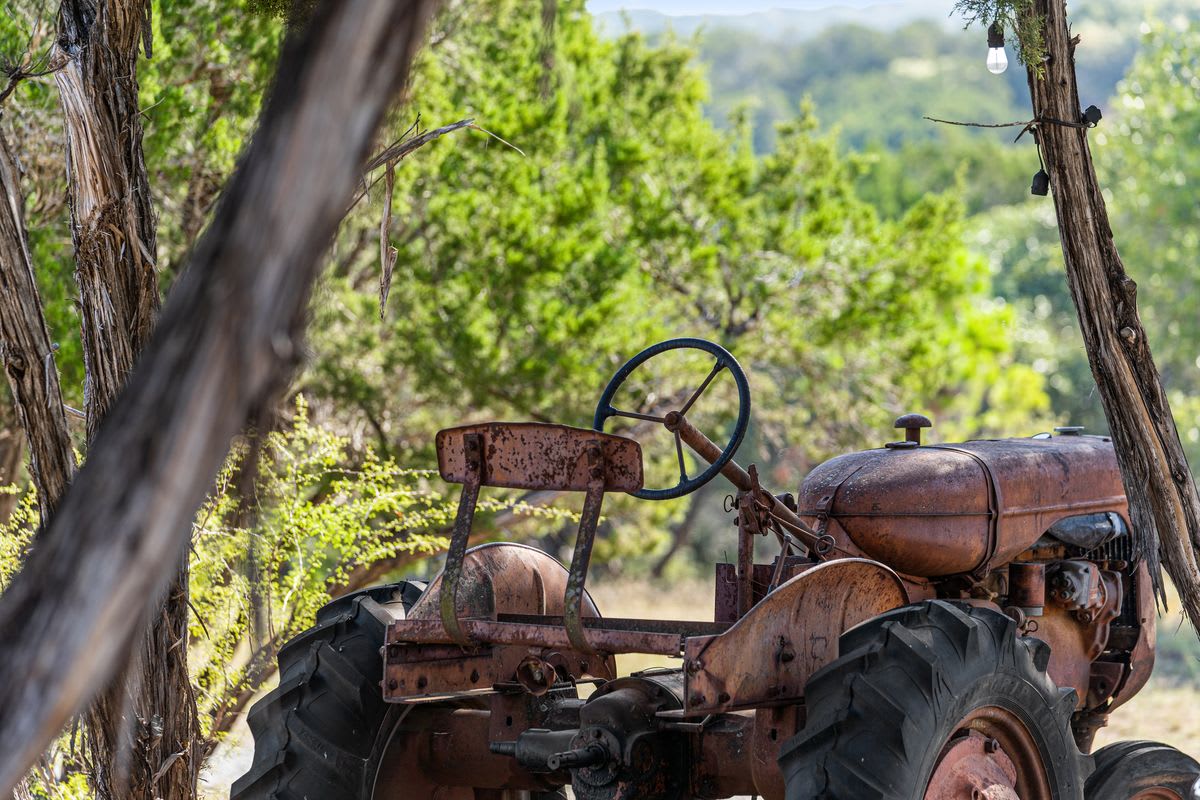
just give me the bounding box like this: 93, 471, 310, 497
364, 117, 475, 317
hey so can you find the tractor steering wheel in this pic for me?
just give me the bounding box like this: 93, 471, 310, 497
593, 338, 751, 500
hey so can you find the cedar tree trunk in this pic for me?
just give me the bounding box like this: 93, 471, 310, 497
0, 0, 436, 794
0, 128, 75, 521
1021, 0, 1200, 628
51, 2, 199, 796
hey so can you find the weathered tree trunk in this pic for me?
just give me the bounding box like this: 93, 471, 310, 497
0, 415, 21, 524
50, 3, 199, 796
0, 128, 75, 521
0, 1, 437, 794
1021, 0, 1200, 628
53, 0, 159, 436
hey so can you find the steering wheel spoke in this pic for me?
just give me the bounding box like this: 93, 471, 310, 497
593, 338, 750, 501
674, 429, 688, 482
679, 360, 724, 416
605, 407, 667, 424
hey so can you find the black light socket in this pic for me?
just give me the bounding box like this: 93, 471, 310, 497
1031, 169, 1050, 196
1083, 105, 1103, 125
988, 21, 1005, 48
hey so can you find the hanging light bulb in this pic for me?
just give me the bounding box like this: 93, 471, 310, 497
987, 21, 1008, 74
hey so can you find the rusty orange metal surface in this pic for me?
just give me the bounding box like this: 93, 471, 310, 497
749, 706, 801, 800
1009, 562, 1046, 613
387, 543, 619, 700
924, 707, 1052, 800
436, 422, 643, 492
690, 712, 757, 798
682, 559, 908, 715
799, 435, 1128, 577
374, 707, 559, 793
376, 388, 1156, 798
408, 542, 601, 622
391, 617, 683, 656
924, 730, 1020, 800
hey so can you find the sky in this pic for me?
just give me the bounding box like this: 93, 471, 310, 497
585, 0, 950, 13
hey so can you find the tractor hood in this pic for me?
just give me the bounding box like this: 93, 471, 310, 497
797, 432, 1128, 578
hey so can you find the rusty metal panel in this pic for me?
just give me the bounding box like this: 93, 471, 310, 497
382, 641, 615, 701
407, 542, 603, 623
497, 614, 729, 638
690, 711, 757, 799
1009, 562, 1046, 612
799, 435, 1128, 577
683, 559, 908, 715
436, 422, 643, 492
390, 617, 684, 656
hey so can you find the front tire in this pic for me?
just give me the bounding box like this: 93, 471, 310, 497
1086, 740, 1200, 799
778, 600, 1088, 800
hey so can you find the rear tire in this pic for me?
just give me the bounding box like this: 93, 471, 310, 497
778, 600, 1088, 799
230, 581, 424, 800
1086, 740, 1200, 799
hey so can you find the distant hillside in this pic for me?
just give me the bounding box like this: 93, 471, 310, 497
593, 0, 1200, 155
593, 2, 955, 39
592, 0, 1195, 40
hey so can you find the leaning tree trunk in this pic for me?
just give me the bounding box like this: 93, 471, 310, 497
1020, 0, 1200, 629
0, 128, 76, 523
0, 0, 437, 794
51, 3, 199, 797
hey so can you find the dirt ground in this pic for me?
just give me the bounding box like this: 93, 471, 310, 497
202, 577, 1200, 795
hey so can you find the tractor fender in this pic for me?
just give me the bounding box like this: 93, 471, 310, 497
406, 541, 604, 620
682, 558, 909, 716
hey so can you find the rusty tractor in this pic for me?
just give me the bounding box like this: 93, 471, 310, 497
233, 338, 1200, 799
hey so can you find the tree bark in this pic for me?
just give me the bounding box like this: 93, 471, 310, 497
0, 128, 76, 522
50, 3, 201, 796
0, 1, 436, 794
0, 399, 24, 525
1021, 0, 1200, 628
53, 0, 159, 438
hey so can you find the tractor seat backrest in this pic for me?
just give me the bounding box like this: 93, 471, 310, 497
436, 422, 644, 493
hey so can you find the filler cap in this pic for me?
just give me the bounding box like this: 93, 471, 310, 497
894, 413, 933, 445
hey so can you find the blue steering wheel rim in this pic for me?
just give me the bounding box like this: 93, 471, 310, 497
592, 338, 751, 500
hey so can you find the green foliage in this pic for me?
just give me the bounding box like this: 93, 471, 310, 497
189, 396, 575, 732
308, 2, 1046, 493
698, 19, 1032, 154
0, 488, 35, 591
965, 202, 1106, 432
1098, 22, 1200, 390
967, 21, 1200, 469
854, 134, 1034, 218
952, 0, 1044, 67
1096, 21, 1200, 463
139, 1, 284, 277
